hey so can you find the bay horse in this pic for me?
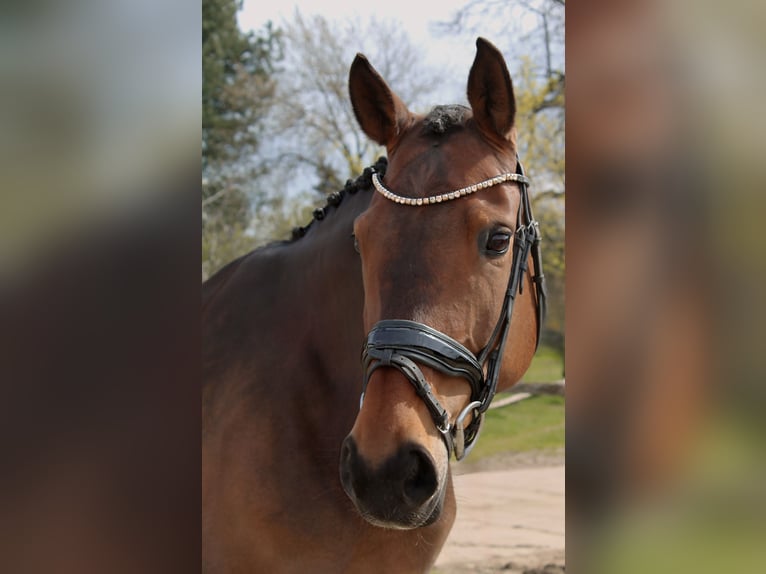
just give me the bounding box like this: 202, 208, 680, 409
202, 38, 546, 573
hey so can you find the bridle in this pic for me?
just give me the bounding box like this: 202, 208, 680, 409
360, 158, 547, 461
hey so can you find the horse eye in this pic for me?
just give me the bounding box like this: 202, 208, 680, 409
486, 231, 511, 254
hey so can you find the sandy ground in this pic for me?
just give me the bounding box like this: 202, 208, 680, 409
433, 451, 565, 573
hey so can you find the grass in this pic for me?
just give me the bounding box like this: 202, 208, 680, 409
468, 394, 565, 460
523, 344, 564, 382
451, 345, 565, 461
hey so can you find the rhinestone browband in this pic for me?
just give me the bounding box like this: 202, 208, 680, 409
371, 171, 530, 206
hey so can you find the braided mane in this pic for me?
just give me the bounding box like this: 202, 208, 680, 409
290, 157, 388, 241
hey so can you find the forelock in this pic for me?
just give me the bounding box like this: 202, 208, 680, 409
422, 105, 469, 135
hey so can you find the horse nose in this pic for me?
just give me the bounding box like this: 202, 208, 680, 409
339, 436, 440, 527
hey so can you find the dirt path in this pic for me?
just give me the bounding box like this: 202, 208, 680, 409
433, 454, 565, 573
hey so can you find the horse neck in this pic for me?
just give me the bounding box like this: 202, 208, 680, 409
289, 191, 369, 376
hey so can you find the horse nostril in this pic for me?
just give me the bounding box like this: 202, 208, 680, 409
402, 447, 438, 506
339, 437, 355, 492
340, 436, 367, 501
340, 436, 352, 467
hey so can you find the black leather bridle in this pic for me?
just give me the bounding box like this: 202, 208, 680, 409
360, 158, 547, 461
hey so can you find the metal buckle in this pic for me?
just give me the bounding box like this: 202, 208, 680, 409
453, 400, 482, 461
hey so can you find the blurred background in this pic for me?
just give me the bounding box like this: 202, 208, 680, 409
567, 0, 766, 572
1, 1, 201, 573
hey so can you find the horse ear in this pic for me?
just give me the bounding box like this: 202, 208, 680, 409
349, 53, 410, 147
467, 38, 516, 142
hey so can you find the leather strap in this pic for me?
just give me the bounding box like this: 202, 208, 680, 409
363, 320, 484, 398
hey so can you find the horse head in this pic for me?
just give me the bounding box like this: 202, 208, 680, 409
339, 38, 542, 530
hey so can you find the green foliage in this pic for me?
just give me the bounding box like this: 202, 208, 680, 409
202, 0, 283, 280
202, 0, 280, 166
202, 178, 251, 280
535, 198, 565, 352
515, 56, 564, 188
468, 395, 565, 459
525, 345, 565, 382
513, 56, 565, 354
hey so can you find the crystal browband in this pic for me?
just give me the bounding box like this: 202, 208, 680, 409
371, 171, 531, 206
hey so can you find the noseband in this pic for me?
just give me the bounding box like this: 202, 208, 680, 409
360, 158, 547, 461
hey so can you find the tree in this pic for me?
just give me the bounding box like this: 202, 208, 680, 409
202, 0, 280, 167
202, 0, 281, 279
265, 12, 444, 196
435, 0, 564, 80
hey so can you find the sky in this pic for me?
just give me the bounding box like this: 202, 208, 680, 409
238, 0, 474, 36
238, 0, 476, 67
237, 0, 542, 104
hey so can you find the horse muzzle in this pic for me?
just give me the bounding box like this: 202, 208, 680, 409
339, 435, 445, 529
